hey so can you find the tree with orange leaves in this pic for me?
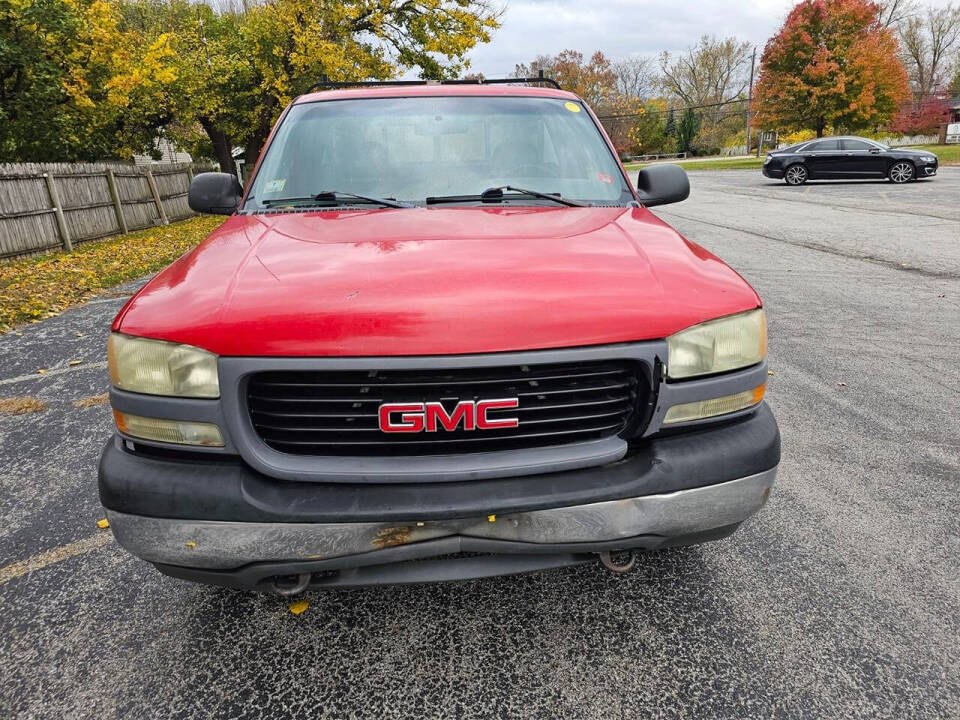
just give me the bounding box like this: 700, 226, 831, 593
752, 0, 910, 137
515, 50, 618, 110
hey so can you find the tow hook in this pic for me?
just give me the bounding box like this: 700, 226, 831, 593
271, 572, 312, 596
598, 550, 637, 574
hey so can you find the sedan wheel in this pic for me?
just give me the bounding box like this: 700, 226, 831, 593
785, 165, 808, 186
888, 161, 914, 183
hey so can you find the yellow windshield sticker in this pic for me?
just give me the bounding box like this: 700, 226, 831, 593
564, 102, 581, 113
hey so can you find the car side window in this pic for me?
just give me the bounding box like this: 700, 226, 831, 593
842, 139, 876, 151
807, 140, 840, 152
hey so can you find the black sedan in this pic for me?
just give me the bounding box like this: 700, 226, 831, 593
762, 136, 939, 185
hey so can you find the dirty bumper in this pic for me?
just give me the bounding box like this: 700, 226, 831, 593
107, 468, 776, 587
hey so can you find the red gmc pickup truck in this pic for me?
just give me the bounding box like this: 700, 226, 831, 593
99, 81, 779, 594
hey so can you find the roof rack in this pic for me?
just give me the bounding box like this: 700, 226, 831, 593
307, 70, 561, 94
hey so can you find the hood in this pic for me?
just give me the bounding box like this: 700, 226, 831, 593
895, 148, 936, 157
114, 207, 760, 356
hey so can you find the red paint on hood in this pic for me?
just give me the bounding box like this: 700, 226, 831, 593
113, 207, 760, 357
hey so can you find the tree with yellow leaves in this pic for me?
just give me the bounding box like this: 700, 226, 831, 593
2, 0, 500, 165
2, 0, 500, 166
1, 0, 128, 160
189, 0, 501, 171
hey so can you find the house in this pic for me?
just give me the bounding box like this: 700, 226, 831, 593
942, 98, 960, 144
948, 97, 960, 124
133, 137, 192, 165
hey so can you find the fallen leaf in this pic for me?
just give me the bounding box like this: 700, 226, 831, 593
289, 600, 309, 615
37, 369, 47, 375
96, 518, 110, 529
69, 359, 83, 366
767, 370, 775, 376
836, 382, 847, 387
0, 216, 221, 332
73, 393, 109, 408
185, 541, 196, 548
0, 396, 47, 414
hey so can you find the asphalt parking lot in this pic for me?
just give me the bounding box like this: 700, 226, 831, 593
2, 169, 958, 719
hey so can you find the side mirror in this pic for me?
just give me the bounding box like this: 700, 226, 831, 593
188, 172, 244, 215
634, 164, 690, 207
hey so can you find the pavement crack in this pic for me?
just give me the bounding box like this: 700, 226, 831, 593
693, 185, 960, 223
660, 211, 960, 280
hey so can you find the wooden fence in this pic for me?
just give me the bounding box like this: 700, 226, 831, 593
0, 161, 214, 261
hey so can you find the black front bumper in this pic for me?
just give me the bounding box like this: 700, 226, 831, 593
100, 404, 779, 589
100, 403, 779, 524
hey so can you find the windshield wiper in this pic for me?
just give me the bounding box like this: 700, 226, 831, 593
426, 186, 588, 207
261, 190, 412, 209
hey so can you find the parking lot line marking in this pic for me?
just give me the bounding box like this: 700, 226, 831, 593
83, 296, 133, 306
0, 361, 108, 387
0, 532, 113, 585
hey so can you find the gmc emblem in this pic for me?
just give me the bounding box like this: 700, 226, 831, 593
378, 398, 520, 433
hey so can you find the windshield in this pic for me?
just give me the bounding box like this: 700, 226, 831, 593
244, 96, 632, 209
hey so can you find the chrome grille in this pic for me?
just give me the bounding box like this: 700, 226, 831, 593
246, 360, 643, 456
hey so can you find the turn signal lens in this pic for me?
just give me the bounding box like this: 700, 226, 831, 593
108, 333, 219, 398
664, 384, 765, 424
667, 309, 766, 379
113, 410, 224, 447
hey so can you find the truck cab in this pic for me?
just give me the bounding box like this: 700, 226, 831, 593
100, 81, 779, 592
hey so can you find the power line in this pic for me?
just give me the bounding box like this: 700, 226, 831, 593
596, 97, 749, 121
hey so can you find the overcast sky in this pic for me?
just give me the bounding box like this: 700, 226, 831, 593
463, 0, 954, 75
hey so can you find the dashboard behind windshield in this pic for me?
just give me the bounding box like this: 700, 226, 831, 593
245, 96, 632, 208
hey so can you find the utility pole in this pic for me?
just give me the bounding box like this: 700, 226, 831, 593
745, 47, 756, 157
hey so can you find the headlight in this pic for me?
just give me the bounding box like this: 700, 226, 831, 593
108, 333, 219, 398
667, 309, 766, 379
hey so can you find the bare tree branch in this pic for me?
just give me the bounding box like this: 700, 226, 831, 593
877, 0, 919, 28
611, 55, 656, 99
899, 3, 960, 102
658, 36, 751, 105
